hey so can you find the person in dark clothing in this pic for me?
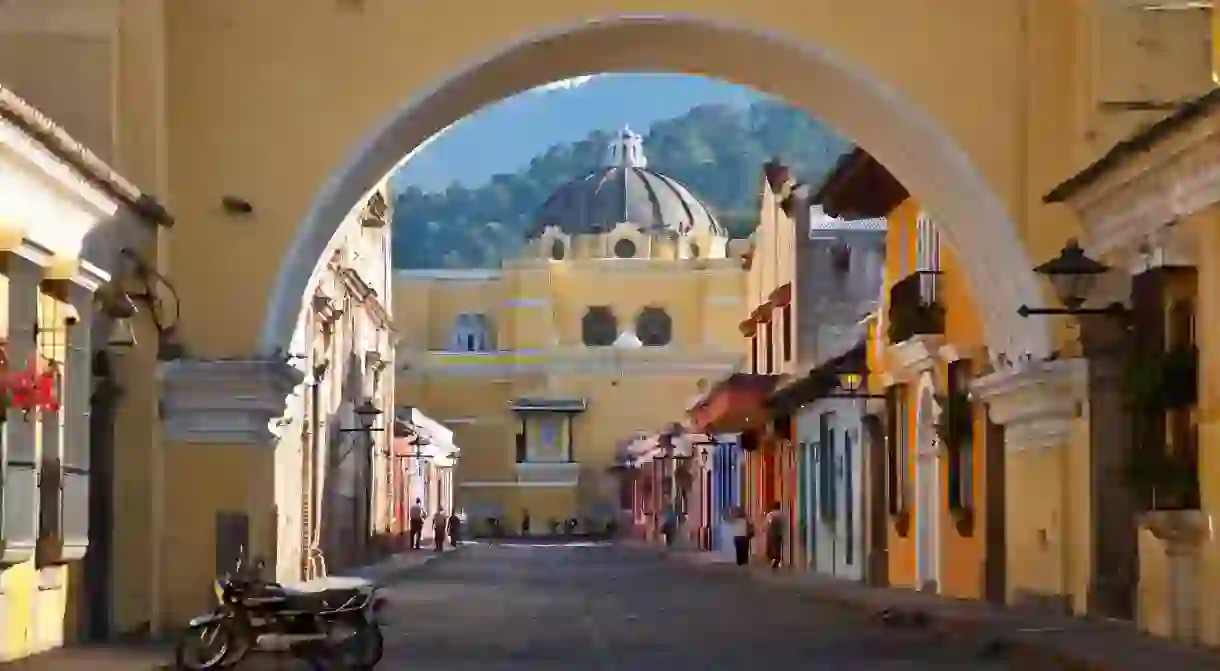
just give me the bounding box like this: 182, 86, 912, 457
432, 507, 448, 552
726, 506, 751, 566
447, 510, 462, 547
765, 501, 785, 569
521, 509, 532, 536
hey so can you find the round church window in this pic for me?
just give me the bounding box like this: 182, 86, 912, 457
613, 238, 637, 259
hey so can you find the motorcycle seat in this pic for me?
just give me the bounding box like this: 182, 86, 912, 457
277, 576, 374, 595
276, 577, 372, 609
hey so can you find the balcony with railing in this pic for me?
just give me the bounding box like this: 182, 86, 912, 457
886, 271, 945, 344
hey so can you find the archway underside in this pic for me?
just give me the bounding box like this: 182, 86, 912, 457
221, 11, 1052, 361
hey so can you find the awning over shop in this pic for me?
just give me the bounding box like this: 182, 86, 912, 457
392, 407, 460, 461
687, 373, 780, 434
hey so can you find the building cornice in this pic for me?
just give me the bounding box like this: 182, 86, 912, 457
0, 85, 172, 227
884, 335, 943, 384
971, 357, 1087, 452
1057, 109, 1220, 259
158, 359, 304, 446
398, 347, 743, 378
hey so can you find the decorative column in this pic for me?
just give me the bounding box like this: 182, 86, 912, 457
972, 357, 1087, 611
1, 253, 44, 565
1141, 511, 1207, 643
63, 280, 94, 556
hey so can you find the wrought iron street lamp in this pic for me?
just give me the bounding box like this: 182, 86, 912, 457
1017, 238, 1130, 318
339, 398, 385, 433
824, 361, 887, 399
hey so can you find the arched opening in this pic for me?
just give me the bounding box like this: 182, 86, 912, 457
613, 238, 638, 259
636, 306, 673, 347
262, 15, 1050, 362
581, 306, 618, 347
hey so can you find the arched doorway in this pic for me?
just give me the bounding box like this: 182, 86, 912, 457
256, 13, 1053, 363
914, 374, 941, 593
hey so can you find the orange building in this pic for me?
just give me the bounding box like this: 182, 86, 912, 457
834, 146, 1005, 601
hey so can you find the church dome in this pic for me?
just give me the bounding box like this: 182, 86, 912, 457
529, 127, 725, 239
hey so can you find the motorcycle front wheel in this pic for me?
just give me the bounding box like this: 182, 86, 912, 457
338, 617, 384, 670
174, 619, 235, 670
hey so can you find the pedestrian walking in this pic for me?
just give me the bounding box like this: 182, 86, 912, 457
725, 506, 751, 566
661, 504, 678, 548
408, 498, 427, 550
765, 501, 785, 569
521, 509, 531, 536
448, 509, 462, 547
433, 507, 448, 552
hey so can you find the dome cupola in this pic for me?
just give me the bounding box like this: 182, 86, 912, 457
530, 127, 725, 243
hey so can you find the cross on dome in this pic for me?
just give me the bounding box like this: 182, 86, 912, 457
604, 126, 647, 168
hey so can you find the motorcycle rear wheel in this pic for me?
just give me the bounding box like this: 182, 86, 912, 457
174, 620, 236, 670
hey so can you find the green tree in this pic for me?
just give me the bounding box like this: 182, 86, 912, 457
390, 99, 850, 269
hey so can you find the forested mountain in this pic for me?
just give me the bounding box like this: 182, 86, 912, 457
390, 100, 851, 269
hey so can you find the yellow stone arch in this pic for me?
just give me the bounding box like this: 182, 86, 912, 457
259, 12, 1049, 361
88, 1, 1065, 365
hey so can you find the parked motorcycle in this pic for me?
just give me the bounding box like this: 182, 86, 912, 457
175, 556, 386, 670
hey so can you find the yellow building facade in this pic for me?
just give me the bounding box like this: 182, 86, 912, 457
0, 0, 1217, 661
395, 130, 745, 533
1041, 89, 1220, 647
0, 85, 170, 660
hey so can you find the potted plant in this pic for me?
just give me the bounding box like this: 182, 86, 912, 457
1160, 346, 1198, 409
892, 509, 911, 538
934, 390, 972, 450
951, 507, 975, 536
1124, 347, 1199, 411
1127, 446, 1200, 511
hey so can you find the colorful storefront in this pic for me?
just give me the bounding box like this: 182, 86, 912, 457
688, 373, 781, 560
709, 435, 743, 554
812, 146, 1002, 601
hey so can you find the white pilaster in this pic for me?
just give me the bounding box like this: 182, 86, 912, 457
2, 253, 44, 564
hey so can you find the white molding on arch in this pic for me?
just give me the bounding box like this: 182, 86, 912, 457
258, 14, 1051, 362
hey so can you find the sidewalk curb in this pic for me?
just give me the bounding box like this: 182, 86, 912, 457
658, 549, 1186, 671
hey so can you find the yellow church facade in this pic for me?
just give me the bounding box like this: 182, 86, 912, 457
395, 130, 745, 533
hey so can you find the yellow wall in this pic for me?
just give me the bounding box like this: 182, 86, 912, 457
747, 171, 798, 375
1187, 206, 1220, 644
394, 259, 744, 529
9, 0, 1208, 362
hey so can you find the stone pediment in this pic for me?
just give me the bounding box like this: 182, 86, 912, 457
159, 358, 304, 445
971, 357, 1086, 451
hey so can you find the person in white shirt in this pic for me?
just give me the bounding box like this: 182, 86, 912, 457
408, 498, 427, 550
724, 506, 752, 566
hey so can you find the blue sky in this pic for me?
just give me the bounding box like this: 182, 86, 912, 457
389, 73, 768, 192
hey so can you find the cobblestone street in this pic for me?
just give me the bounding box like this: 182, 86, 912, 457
381, 541, 1018, 670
